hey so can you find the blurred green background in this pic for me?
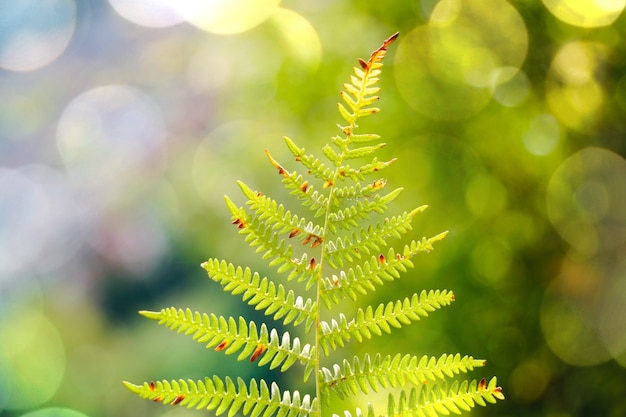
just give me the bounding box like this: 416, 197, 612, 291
2, 1, 626, 416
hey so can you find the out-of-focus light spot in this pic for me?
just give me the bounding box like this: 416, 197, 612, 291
56, 85, 167, 188
0, 168, 47, 280
172, 0, 281, 35
546, 42, 607, 131
108, 0, 184, 28
19, 407, 90, 417
0, 166, 85, 284
428, 0, 528, 88
428, 0, 461, 25
541, 228, 626, 367
187, 38, 279, 103
55, 85, 170, 275
269, 8, 321, 72
509, 359, 551, 402
394, 25, 491, 120
598, 266, 626, 365
540, 276, 610, 366
470, 238, 512, 286
542, 0, 626, 28
0, 308, 65, 410
0, 0, 76, 72
89, 208, 168, 277
551, 41, 602, 84
491, 67, 530, 107
546, 147, 626, 255
523, 114, 560, 156
192, 121, 256, 207
465, 173, 507, 218
395, 0, 527, 120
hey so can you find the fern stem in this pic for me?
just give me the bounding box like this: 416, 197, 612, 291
315, 166, 338, 417
314, 33, 399, 416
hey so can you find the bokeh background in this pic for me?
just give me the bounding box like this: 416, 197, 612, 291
2, 1, 626, 416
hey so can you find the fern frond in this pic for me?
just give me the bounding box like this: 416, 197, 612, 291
279, 139, 335, 187
123, 377, 318, 417
320, 232, 448, 307
283, 171, 329, 218
140, 308, 316, 376
238, 181, 306, 235
325, 206, 428, 269
326, 187, 404, 233
125, 33, 504, 417
331, 181, 386, 202
386, 377, 504, 417
318, 290, 455, 355
323, 142, 387, 166
224, 195, 323, 287
342, 157, 397, 181
201, 259, 317, 331
337, 32, 398, 134
320, 353, 486, 400
237, 181, 326, 260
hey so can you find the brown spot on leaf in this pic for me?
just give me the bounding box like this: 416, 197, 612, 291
300, 181, 308, 192
215, 340, 229, 351
478, 378, 487, 391
311, 236, 323, 248
232, 218, 246, 229
171, 395, 185, 405
378, 254, 386, 264
265, 149, 289, 177
289, 228, 301, 238
250, 345, 267, 362
372, 179, 385, 190
358, 58, 368, 70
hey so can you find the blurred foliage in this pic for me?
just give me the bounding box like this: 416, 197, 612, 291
1, 1, 626, 417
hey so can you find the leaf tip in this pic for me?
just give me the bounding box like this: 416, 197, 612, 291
122, 380, 142, 394
138, 310, 161, 320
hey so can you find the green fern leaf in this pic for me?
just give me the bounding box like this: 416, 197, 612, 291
325, 206, 427, 267
123, 377, 318, 417
340, 157, 397, 182
201, 259, 317, 330
326, 187, 404, 233
320, 233, 448, 308
385, 377, 505, 417
237, 181, 326, 256
224, 195, 323, 286
277, 139, 335, 187
139, 308, 315, 376
318, 290, 455, 355
320, 353, 486, 400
